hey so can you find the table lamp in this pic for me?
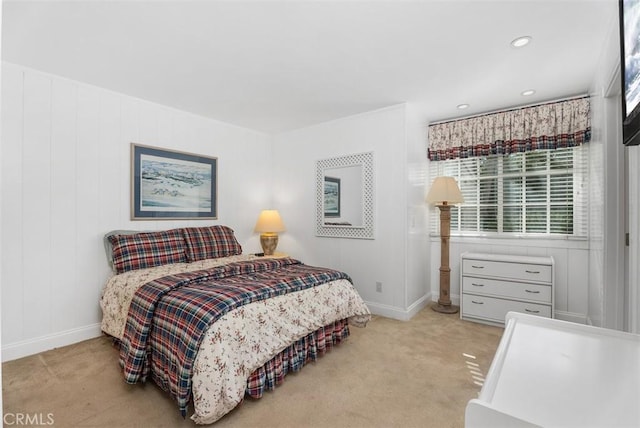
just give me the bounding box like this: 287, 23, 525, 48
254, 210, 286, 255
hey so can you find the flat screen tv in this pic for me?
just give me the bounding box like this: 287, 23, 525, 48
621, 0, 640, 145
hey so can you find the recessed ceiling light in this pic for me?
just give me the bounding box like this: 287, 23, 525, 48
511, 36, 532, 48
457, 103, 470, 110
521, 89, 536, 96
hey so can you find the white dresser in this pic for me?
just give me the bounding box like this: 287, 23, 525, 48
466, 312, 640, 427
460, 252, 554, 326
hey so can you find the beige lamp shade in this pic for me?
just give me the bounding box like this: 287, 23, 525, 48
426, 176, 464, 205
254, 210, 286, 233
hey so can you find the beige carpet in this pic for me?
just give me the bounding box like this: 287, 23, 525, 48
2, 305, 502, 427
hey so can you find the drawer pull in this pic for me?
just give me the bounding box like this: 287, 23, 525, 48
471, 265, 485, 269
525, 309, 540, 314
525, 289, 540, 294
472, 283, 485, 287
471, 300, 484, 305
525, 270, 540, 274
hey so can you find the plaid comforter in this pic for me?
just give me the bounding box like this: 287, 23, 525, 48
119, 257, 351, 415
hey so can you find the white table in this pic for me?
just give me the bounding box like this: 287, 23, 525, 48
466, 312, 640, 427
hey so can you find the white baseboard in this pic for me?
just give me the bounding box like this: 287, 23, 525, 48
2, 323, 103, 362
406, 293, 432, 318
366, 293, 432, 321
555, 310, 588, 324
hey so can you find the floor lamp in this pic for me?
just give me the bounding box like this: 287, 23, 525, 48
427, 176, 464, 314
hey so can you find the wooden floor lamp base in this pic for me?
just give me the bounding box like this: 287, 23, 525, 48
431, 303, 459, 314
432, 203, 459, 316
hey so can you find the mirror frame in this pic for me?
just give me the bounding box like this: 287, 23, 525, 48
316, 151, 374, 239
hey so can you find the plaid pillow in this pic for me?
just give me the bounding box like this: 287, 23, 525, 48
108, 229, 187, 274
183, 225, 243, 262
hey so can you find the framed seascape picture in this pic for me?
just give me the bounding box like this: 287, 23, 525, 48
323, 176, 341, 218
131, 143, 217, 220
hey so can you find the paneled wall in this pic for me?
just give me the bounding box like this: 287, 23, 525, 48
587, 11, 627, 330
273, 104, 430, 320
1, 63, 272, 360
628, 146, 640, 334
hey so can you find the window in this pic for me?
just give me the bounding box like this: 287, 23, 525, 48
429, 146, 588, 238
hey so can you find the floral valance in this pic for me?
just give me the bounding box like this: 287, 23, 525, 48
428, 97, 591, 161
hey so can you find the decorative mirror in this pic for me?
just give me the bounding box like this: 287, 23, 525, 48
316, 152, 374, 239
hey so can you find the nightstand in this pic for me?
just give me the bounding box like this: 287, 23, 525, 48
254, 252, 288, 259
265, 252, 288, 258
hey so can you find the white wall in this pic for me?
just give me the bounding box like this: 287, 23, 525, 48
588, 95, 605, 327
405, 105, 430, 310
588, 11, 626, 329
272, 104, 430, 320
0, 63, 273, 361
627, 146, 640, 334
586, 6, 640, 335
0, 2, 4, 412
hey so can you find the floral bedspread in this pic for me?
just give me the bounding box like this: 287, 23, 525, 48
100, 254, 255, 339
100, 255, 371, 425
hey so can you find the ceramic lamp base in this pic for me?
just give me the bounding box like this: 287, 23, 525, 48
260, 233, 279, 255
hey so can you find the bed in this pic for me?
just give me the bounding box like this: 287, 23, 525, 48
99, 225, 371, 424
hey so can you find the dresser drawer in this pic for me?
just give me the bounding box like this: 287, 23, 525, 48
462, 294, 552, 324
462, 276, 552, 303
462, 259, 552, 283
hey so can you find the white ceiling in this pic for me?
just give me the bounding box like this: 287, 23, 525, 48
2, 0, 618, 134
